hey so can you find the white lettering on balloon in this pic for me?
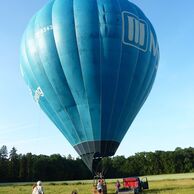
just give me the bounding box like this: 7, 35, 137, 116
28, 25, 53, 54
34, 87, 44, 103
35, 25, 53, 38
122, 11, 159, 56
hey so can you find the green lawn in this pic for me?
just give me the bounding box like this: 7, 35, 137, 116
0, 173, 194, 194
142, 173, 194, 194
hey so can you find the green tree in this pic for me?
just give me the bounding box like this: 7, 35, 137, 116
19, 155, 28, 181
112, 156, 127, 177
0, 145, 9, 182
0, 145, 8, 159
26, 153, 34, 181
174, 148, 185, 173
8, 147, 19, 181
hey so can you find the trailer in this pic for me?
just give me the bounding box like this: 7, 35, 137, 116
118, 177, 149, 194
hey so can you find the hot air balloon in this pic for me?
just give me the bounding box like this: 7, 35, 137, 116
20, 0, 159, 173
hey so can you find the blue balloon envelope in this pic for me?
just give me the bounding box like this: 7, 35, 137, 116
20, 0, 159, 171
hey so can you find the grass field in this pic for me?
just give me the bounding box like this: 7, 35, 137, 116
0, 173, 194, 194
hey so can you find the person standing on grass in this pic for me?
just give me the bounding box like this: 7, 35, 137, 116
32, 184, 37, 194
32, 181, 44, 194
115, 180, 121, 194
97, 179, 103, 193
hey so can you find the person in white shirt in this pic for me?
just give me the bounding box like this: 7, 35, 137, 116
97, 179, 103, 193
32, 181, 44, 194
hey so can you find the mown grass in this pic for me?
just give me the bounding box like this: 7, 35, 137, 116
144, 178, 194, 194
0, 173, 194, 194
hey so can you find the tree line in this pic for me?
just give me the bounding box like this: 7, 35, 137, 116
0, 146, 194, 182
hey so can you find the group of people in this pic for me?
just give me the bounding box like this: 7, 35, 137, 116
31, 179, 120, 194
96, 177, 120, 194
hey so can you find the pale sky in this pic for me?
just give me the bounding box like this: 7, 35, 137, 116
0, 0, 194, 158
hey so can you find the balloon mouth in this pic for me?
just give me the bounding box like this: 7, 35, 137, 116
73, 140, 119, 172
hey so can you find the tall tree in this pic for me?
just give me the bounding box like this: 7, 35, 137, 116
26, 153, 33, 181
19, 155, 27, 181
0, 145, 8, 159
8, 147, 19, 181
0, 145, 8, 182
9, 147, 18, 160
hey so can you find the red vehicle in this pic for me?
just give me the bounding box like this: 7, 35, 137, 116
118, 177, 149, 194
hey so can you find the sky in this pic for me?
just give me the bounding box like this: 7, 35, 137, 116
0, 0, 194, 158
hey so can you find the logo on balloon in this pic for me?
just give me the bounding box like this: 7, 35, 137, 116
122, 11, 148, 51
122, 11, 159, 57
